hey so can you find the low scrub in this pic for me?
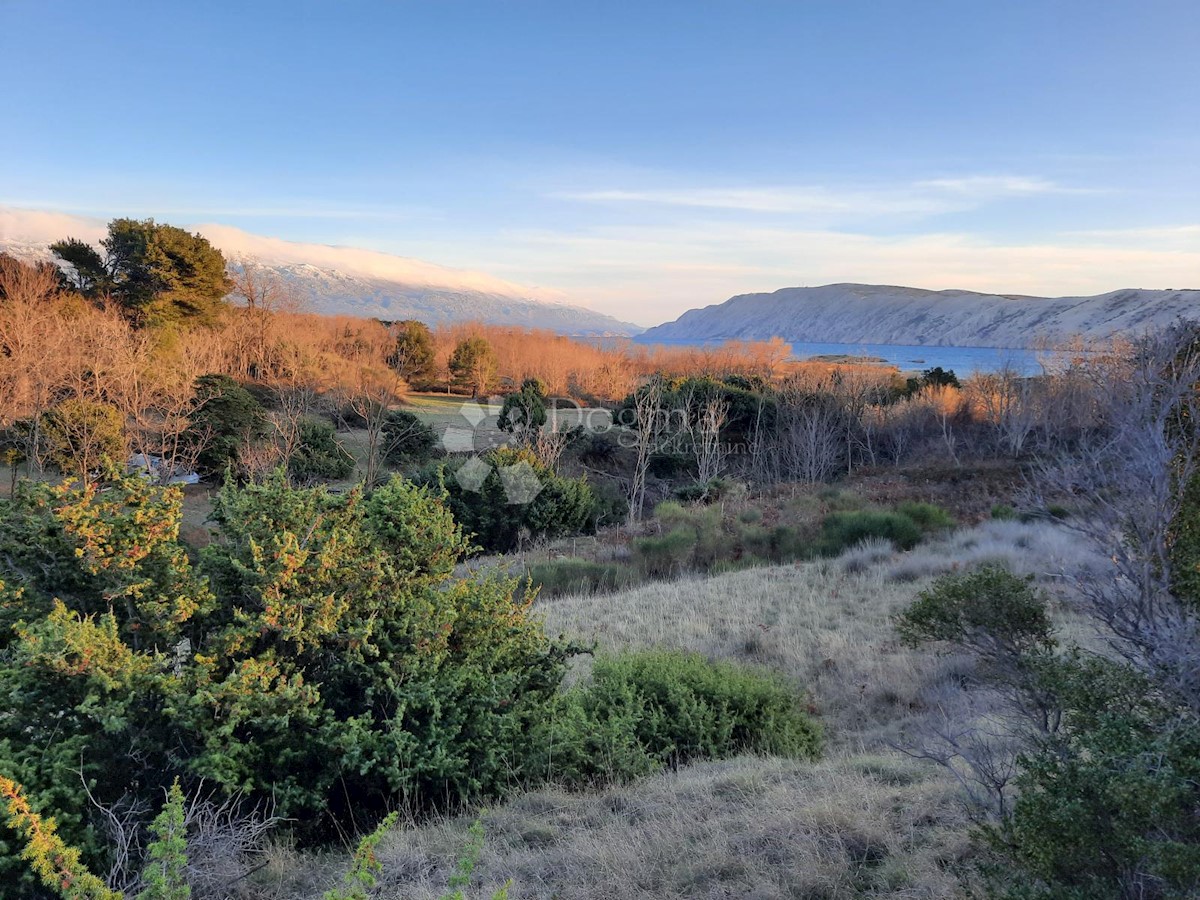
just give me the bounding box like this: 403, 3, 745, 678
288, 416, 355, 483
633, 501, 817, 578
540, 648, 820, 787
818, 502, 953, 556
818, 510, 924, 554
527, 558, 636, 598
537, 650, 822, 787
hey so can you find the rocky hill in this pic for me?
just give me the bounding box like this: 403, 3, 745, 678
638, 283, 1200, 348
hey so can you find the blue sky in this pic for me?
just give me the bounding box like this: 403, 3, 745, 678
2, 0, 1198, 324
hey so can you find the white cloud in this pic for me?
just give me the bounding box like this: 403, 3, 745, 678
473, 222, 1200, 324
6, 203, 1196, 330
914, 175, 1090, 196
0, 206, 106, 244
0, 205, 566, 302
554, 174, 1083, 218
195, 223, 567, 300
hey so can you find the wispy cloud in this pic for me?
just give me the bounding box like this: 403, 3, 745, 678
914, 175, 1093, 196
472, 220, 1200, 324
554, 174, 1085, 218
0, 199, 425, 223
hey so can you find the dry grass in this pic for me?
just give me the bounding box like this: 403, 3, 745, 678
235, 519, 1096, 900
537, 518, 1094, 747
252, 756, 972, 900
378, 756, 971, 900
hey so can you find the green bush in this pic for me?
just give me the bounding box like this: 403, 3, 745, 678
671, 477, 744, 503
895, 564, 1056, 660
637, 501, 809, 575
893, 501, 954, 532
989, 658, 1200, 899
186, 374, 268, 475
897, 565, 1200, 898
633, 527, 697, 577
537, 650, 821, 787
0, 470, 573, 893
769, 524, 809, 561
576, 430, 620, 466
736, 522, 774, 559
527, 558, 636, 597
41, 399, 127, 478
647, 451, 695, 479
418, 447, 600, 553
818, 510, 924, 555
382, 409, 438, 464
990, 503, 1017, 521
288, 416, 354, 483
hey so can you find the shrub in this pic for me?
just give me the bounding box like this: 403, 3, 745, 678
893, 501, 954, 532
527, 558, 635, 598
41, 399, 126, 477
324, 812, 398, 900
382, 409, 438, 464
818, 510, 923, 555
288, 416, 354, 483
989, 658, 1200, 899
736, 522, 774, 559
498, 378, 548, 436
139, 780, 190, 900
633, 527, 697, 577
576, 430, 620, 467
990, 503, 1017, 521
647, 451, 695, 479
418, 448, 600, 553
0, 470, 574, 892
187, 374, 268, 475
769, 524, 809, 561
537, 650, 822, 787
839, 536, 895, 574
895, 564, 1056, 660
672, 476, 745, 503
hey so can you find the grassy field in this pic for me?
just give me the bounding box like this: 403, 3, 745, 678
245, 518, 1095, 900
406, 392, 614, 447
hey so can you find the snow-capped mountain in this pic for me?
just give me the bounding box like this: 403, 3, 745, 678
0, 207, 640, 336
637, 283, 1200, 348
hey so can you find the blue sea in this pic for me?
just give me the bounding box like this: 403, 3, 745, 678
621, 338, 1061, 375
780, 341, 1055, 375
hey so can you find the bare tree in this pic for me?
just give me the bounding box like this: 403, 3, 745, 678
227, 263, 302, 381
627, 375, 665, 525
775, 382, 845, 483
920, 384, 965, 466
691, 393, 730, 485
1031, 325, 1200, 710
970, 366, 1037, 458
342, 367, 407, 487
746, 393, 777, 483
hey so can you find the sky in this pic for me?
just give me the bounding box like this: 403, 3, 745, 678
2, 0, 1198, 325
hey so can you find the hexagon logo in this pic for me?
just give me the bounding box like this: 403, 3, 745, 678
439, 396, 545, 505
497, 460, 544, 505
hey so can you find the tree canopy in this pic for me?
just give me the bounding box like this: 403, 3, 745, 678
388, 320, 437, 386
448, 336, 497, 397
51, 218, 232, 325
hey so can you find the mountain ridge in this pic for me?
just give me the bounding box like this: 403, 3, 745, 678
637, 282, 1200, 348
0, 207, 641, 337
